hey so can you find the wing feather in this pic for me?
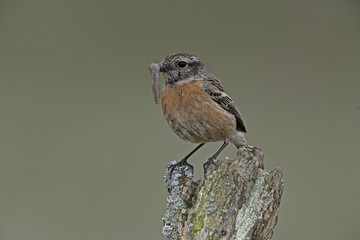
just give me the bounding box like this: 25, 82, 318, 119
203, 79, 247, 132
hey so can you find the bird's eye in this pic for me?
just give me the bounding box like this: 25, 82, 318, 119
178, 61, 187, 68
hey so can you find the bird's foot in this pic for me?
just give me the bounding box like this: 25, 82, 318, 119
203, 156, 217, 178
169, 158, 194, 179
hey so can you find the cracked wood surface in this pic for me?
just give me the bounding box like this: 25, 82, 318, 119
162, 146, 284, 240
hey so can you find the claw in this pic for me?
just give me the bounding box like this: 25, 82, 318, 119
169, 159, 194, 179
203, 157, 217, 177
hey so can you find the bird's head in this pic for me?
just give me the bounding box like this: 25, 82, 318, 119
159, 52, 205, 86
149, 52, 209, 103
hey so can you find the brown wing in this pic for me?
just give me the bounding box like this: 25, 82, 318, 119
203, 79, 247, 133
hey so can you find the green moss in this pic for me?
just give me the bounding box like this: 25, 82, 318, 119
192, 212, 205, 234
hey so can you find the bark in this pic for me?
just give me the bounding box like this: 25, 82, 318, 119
162, 146, 284, 240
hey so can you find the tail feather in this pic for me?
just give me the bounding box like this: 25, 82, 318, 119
230, 131, 247, 149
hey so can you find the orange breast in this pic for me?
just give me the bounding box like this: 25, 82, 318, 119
161, 81, 236, 143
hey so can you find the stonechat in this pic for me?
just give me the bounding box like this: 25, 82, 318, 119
149, 52, 247, 176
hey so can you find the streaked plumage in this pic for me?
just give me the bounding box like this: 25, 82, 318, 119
149, 52, 247, 176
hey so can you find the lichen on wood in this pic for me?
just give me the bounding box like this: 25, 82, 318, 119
162, 146, 284, 240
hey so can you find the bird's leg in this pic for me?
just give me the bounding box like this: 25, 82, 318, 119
169, 143, 205, 178
203, 141, 229, 177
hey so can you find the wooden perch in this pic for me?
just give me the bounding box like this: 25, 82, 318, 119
162, 146, 284, 240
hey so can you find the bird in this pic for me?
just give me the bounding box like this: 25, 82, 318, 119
149, 52, 247, 177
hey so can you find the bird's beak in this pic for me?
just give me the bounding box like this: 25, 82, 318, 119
149, 62, 163, 104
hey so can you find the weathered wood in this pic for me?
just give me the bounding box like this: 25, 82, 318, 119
162, 146, 284, 240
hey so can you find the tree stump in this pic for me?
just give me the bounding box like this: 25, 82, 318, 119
162, 146, 284, 240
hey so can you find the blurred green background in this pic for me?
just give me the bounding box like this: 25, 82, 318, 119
1, 0, 359, 239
